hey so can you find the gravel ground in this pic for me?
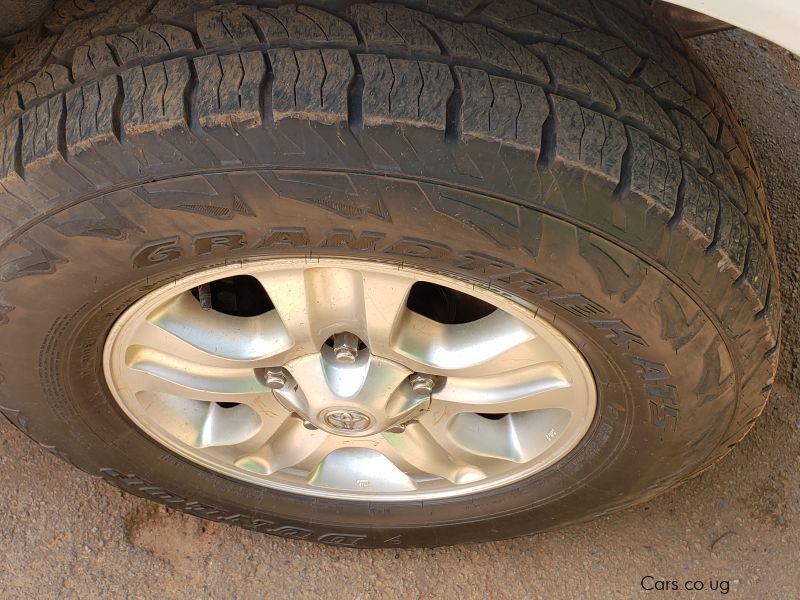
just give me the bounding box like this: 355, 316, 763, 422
1, 30, 799, 600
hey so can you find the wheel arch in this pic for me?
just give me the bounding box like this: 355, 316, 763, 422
662, 0, 800, 55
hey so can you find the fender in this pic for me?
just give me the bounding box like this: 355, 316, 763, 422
666, 0, 800, 55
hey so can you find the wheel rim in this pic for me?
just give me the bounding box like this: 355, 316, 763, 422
103, 258, 597, 502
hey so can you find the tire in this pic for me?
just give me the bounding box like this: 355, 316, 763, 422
0, 0, 779, 548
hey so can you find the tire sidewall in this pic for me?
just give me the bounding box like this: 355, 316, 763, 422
0, 151, 736, 546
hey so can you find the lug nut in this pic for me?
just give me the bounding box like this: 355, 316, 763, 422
265, 368, 288, 390
410, 373, 435, 395
387, 423, 407, 434
302, 420, 318, 431
333, 332, 360, 364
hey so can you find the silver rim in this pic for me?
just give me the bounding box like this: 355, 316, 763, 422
103, 259, 597, 502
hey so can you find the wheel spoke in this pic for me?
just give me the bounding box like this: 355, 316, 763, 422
255, 267, 415, 357
390, 309, 538, 373
126, 320, 256, 370
254, 267, 365, 353
195, 402, 263, 448
445, 409, 573, 463
147, 292, 293, 363
307, 447, 416, 492
359, 270, 416, 355
139, 394, 265, 449
252, 268, 320, 354
125, 346, 271, 405
432, 363, 577, 414
383, 422, 485, 484
234, 417, 329, 475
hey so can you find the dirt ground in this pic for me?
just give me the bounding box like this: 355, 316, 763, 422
1, 30, 799, 599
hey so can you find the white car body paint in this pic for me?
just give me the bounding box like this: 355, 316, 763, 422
666, 0, 800, 55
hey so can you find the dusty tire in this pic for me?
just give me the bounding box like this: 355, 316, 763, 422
0, 0, 779, 547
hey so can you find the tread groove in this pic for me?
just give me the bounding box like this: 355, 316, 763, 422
537, 94, 556, 168
263, 50, 274, 125
444, 65, 463, 142
183, 56, 198, 130
347, 53, 364, 129
705, 197, 725, 254
668, 161, 687, 229
613, 125, 634, 199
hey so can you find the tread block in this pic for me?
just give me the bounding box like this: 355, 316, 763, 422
707, 141, 746, 213
17, 65, 72, 109
551, 95, 583, 164
532, 43, 616, 111
295, 6, 360, 44
388, 59, 426, 123
247, 6, 358, 47
670, 110, 712, 175
0, 86, 24, 124
715, 199, 750, 278
357, 54, 394, 125
152, 0, 214, 21
51, 0, 155, 60
515, 81, 549, 149
21, 95, 64, 165
358, 54, 452, 129
481, 0, 583, 40
535, 0, 599, 27
0, 120, 20, 180
45, 0, 118, 33
422, 18, 481, 60
584, 108, 627, 178
121, 58, 191, 131
65, 75, 118, 150
418, 62, 455, 130
456, 66, 548, 149
626, 126, 681, 212
112, 25, 197, 68
487, 75, 520, 140
194, 52, 265, 125
420, 0, 483, 17
564, 29, 642, 78
551, 96, 626, 178
297, 50, 352, 122
455, 66, 493, 137
269, 48, 355, 123
680, 163, 719, 246
72, 24, 196, 83
743, 236, 770, 310
197, 6, 261, 49
267, 48, 300, 118
71, 38, 118, 81
462, 23, 548, 81
603, 76, 679, 149
347, 4, 439, 54
0, 29, 57, 90
478, 0, 641, 77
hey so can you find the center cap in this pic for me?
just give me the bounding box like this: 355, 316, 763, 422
320, 407, 373, 434
275, 348, 430, 437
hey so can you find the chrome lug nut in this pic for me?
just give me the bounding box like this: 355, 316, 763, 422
410, 373, 435, 395
265, 368, 289, 390
302, 420, 319, 431
387, 423, 407, 434
333, 332, 360, 364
